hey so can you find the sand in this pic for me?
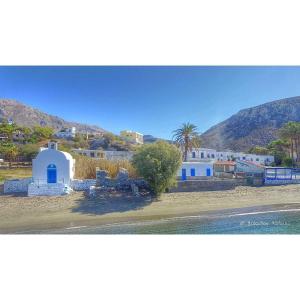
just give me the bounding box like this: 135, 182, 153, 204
0, 184, 300, 233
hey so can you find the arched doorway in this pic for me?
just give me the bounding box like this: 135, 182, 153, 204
47, 164, 57, 183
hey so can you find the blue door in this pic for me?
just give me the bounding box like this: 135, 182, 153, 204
191, 168, 196, 177
47, 164, 57, 183
181, 168, 187, 181
206, 168, 211, 176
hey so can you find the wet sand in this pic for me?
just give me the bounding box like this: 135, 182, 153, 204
0, 184, 300, 233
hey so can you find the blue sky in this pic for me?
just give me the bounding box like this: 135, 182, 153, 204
1, 66, 300, 139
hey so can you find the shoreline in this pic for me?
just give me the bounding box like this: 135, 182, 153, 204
1, 184, 300, 234
10, 203, 300, 234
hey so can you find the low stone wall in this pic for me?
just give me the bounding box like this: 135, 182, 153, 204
4, 178, 33, 194
28, 182, 70, 196
170, 178, 247, 192
96, 168, 148, 191
70, 179, 97, 191
265, 179, 300, 185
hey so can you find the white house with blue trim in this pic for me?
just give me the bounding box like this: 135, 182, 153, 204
178, 161, 214, 180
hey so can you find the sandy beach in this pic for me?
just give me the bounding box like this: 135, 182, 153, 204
1, 184, 300, 233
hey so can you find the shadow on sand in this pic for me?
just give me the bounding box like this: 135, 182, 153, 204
72, 191, 154, 216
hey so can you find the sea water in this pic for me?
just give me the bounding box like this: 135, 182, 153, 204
35, 205, 300, 234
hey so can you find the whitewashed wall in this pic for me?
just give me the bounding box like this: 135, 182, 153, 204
32, 148, 75, 185
28, 183, 67, 196
177, 162, 214, 177
4, 178, 33, 194
71, 179, 97, 191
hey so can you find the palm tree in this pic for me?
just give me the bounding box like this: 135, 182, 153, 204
279, 122, 300, 165
172, 123, 201, 161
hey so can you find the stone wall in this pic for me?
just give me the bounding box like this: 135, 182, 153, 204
28, 182, 70, 196
4, 178, 33, 194
96, 168, 148, 190
70, 179, 97, 191
170, 178, 247, 192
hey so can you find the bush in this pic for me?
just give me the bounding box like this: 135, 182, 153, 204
282, 157, 293, 167
74, 155, 137, 179
132, 141, 182, 195
18, 144, 39, 160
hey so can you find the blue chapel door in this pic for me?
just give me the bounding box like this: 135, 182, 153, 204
181, 168, 187, 181
206, 168, 211, 176
47, 164, 57, 183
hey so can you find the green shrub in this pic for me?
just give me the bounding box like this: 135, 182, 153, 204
132, 141, 182, 195
282, 157, 293, 167
18, 144, 40, 160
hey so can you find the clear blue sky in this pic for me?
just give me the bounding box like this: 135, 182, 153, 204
1, 66, 300, 139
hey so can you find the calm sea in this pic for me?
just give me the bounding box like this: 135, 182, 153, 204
35, 204, 300, 234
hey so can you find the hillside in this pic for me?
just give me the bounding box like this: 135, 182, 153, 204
0, 99, 106, 134
201, 96, 300, 151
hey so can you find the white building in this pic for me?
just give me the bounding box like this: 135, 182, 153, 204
72, 148, 134, 161
178, 161, 214, 180
54, 127, 76, 139
28, 142, 75, 196
188, 148, 274, 166
120, 130, 143, 144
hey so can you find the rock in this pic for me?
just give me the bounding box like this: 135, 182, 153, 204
131, 183, 140, 196
116, 168, 129, 181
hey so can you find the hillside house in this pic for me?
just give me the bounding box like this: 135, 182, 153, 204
72, 148, 134, 161
54, 127, 76, 139
120, 130, 143, 144
0, 134, 8, 141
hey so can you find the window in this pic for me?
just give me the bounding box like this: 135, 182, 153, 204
192, 152, 196, 158
212, 154, 215, 158
207, 154, 210, 158
90, 152, 95, 157
201, 152, 204, 159
256, 158, 259, 161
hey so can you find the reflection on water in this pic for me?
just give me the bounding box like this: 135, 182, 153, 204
47, 207, 300, 234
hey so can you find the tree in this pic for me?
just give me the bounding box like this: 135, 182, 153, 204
132, 141, 182, 195
267, 139, 290, 166
74, 133, 89, 149
279, 122, 300, 165
248, 146, 269, 155
32, 126, 54, 141
0, 143, 19, 167
18, 144, 39, 160
172, 123, 201, 161
0, 122, 17, 141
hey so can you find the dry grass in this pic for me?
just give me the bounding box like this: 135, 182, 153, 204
0, 168, 32, 183
74, 155, 137, 179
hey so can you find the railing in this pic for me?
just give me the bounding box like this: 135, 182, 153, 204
265, 168, 300, 180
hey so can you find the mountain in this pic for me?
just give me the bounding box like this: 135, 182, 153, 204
0, 99, 106, 134
143, 134, 173, 144
201, 96, 300, 152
